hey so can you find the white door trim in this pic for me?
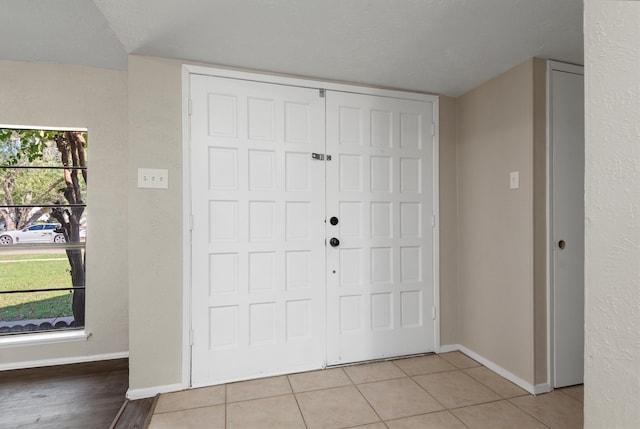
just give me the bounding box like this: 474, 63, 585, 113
184, 65, 438, 103
181, 64, 440, 387
181, 65, 193, 389
546, 60, 584, 388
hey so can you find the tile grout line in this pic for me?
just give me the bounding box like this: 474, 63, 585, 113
356, 360, 467, 429
446, 396, 537, 412
342, 365, 357, 385
448, 399, 552, 429
341, 420, 390, 429
449, 413, 473, 429
225, 391, 293, 405
286, 374, 309, 429
351, 360, 455, 425
390, 358, 410, 376
352, 381, 388, 427
407, 362, 530, 406
404, 368, 456, 411
506, 397, 553, 429
150, 357, 577, 429
391, 357, 511, 427
152, 392, 227, 415
397, 360, 548, 428
460, 366, 530, 402
287, 367, 355, 394
555, 386, 584, 406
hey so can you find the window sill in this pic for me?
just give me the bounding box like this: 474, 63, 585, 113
0, 330, 88, 348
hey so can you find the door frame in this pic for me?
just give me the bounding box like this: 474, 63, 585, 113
181, 64, 440, 388
546, 60, 585, 389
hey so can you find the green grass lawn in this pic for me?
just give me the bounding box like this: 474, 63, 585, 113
0, 254, 74, 322
0, 253, 67, 261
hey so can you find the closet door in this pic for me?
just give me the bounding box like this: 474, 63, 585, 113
550, 64, 584, 388
190, 75, 326, 386
325, 91, 436, 364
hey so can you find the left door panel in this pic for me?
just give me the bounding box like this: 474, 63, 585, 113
190, 75, 326, 387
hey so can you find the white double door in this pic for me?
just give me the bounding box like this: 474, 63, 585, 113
190, 74, 435, 387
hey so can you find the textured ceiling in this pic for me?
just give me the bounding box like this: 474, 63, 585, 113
0, 0, 127, 70
0, 0, 583, 96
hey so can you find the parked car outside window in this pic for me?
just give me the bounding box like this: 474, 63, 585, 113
0, 223, 66, 245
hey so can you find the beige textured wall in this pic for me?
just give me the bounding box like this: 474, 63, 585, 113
584, 1, 640, 426
457, 60, 535, 384
438, 96, 458, 346
128, 56, 185, 390
0, 56, 544, 394
0, 60, 129, 364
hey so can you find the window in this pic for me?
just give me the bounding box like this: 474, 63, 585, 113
0, 127, 88, 335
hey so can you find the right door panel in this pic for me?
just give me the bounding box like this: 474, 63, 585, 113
325, 91, 436, 365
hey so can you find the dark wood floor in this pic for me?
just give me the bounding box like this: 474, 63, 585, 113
0, 359, 128, 429
112, 397, 156, 429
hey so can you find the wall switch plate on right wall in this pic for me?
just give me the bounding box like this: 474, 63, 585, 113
510, 171, 520, 189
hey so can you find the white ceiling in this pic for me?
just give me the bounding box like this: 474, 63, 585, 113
0, 0, 583, 97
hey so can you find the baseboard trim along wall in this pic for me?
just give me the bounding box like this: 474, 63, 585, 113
0, 351, 129, 372
438, 344, 460, 353
533, 382, 552, 395
127, 383, 185, 400
439, 344, 551, 395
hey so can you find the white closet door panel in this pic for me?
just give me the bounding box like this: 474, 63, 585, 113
552, 68, 585, 388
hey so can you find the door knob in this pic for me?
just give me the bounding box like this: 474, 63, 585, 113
329, 237, 340, 247
558, 240, 566, 250
330, 216, 339, 226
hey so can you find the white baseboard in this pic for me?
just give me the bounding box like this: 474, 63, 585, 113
533, 383, 552, 395
127, 383, 185, 400
437, 344, 545, 395
0, 351, 128, 372
438, 344, 460, 353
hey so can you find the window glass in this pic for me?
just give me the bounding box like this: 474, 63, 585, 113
0, 128, 87, 335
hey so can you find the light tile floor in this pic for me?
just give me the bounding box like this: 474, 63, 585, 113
149, 352, 583, 429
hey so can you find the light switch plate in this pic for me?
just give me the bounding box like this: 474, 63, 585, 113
510, 171, 520, 190
138, 168, 169, 189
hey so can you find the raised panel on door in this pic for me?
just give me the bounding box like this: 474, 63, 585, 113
190, 75, 326, 386
325, 91, 435, 365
